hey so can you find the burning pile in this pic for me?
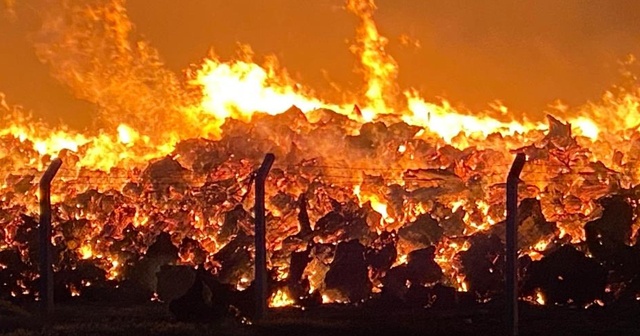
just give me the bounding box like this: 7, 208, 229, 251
1, 0, 640, 318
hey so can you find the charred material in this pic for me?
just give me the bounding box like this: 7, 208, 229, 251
458, 234, 505, 299
325, 240, 371, 302
169, 268, 229, 322
491, 198, 556, 249
398, 214, 444, 249
523, 245, 607, 306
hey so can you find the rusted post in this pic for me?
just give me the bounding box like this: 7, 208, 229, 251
506, 153, 526, 336
39, 158, 62, 316
254, 153, 275, 320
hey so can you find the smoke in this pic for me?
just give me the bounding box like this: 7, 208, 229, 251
123, 0, 640, 118
2, 0, 15, 19
1, 0, 211, 141
376, 0, 640, 114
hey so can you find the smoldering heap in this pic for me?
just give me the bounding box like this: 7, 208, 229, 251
1, 107, 640, 320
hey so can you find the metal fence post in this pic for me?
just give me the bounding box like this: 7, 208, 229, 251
254, 153, 275, 320
506, 153, 526, 336
39, 158, 62, 316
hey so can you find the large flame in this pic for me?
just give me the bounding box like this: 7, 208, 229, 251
346, 0, 399, 118
191, 49, 350, 128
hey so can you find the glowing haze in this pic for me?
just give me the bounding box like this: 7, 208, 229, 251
2, 0, 633, 165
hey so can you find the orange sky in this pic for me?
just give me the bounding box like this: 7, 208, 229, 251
2, 0, 640, 128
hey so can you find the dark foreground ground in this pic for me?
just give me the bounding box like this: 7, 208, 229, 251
2, 300, 640, 336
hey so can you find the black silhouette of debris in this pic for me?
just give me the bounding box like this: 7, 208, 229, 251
324, 240, 371, 302
523, 245, 607, 306
458, 234, 505, 298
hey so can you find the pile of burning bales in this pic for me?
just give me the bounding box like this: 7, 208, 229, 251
2, 107, 640, 321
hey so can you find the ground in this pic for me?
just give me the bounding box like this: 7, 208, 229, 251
1, 300, 640, 336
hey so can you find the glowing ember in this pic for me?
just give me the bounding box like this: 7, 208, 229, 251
269, 289, 295, 308
69, 284, 81, 297
106, 259, 121, 281
0, 0, 639, 310
79, 244, 94, 260
535, 289, 546, 306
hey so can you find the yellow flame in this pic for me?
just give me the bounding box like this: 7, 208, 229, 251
69, 284, 81, 297
535, 289, 546, 305
404, 92, 547, 144
79, 244, 93, 260
192, 53, 349, 128
346, 0, 398, 117
106, 259, 120, 281
569, 117, 600, 140
353, 184, 393, 227
269, 289, 295, 308
117, 123, 139, 145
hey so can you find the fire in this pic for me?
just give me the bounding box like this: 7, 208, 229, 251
32, 133, 83, 156
117, 124, 139, 145
526, 237, 554, 261
535, 289, 546, 305
346, 0, 398, 117
236, 277, 251, 291
106, 259, 121, 281
193, 52, 348, 125
394, 253, 408, 267
69, 284, 81, 297
459, 279, 469, 293
269, 289, 295, 308
434, 240, 471, 291
569, 117, 600, 141
403, 92, 546, 144
79, 244, 94, 260
322, 289, 350, 304
353, 184, 393, 227
1, 0, 640, 310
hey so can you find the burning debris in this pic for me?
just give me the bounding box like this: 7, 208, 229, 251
1, 0, 640, 327
2, 110, 640, 319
